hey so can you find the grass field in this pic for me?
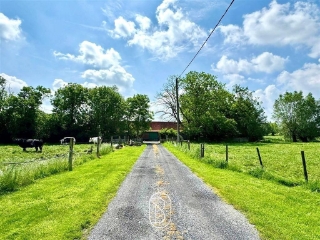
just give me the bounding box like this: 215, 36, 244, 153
164, 142, 320, 240
0, 143, 103, 164
0, 144, 146, 240
0, 143, 113, 194
174, 137, 320, 190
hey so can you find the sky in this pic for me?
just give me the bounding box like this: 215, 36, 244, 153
1, 0, 320, 121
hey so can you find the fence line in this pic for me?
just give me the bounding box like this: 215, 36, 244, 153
0, 144, 102, 166
173, 141, 318, 185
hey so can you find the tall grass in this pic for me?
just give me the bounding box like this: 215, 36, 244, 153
171, 139, 320, 191
0, 144, 113, 194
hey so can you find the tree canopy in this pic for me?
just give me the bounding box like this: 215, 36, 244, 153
157, 71, 267, 141
126, 94, 153, 137
1, 71, 319, 143
273, 91, 320, 142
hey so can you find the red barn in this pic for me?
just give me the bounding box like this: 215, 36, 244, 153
149, 121, 178, 131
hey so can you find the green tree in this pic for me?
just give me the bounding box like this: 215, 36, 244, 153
273, 91, 320, 142
5, 86, 51, 139
179, 71, 237, 141
230, 85, 266, 141
263, 122, 279, 136
126, 94, 153, 138
51, 83, 88, 139
87, 86, 126, 139
159, 128, 177, 140
0, 76, 9, 142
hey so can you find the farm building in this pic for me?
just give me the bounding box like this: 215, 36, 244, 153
142, 131, 160, 142
149, 121, 177, 130
142, 121, 179, 143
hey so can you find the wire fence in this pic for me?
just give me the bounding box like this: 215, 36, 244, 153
169, 140, 320, 191
0, 140, 113, 194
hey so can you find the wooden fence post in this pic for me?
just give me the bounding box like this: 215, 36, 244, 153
200, 143, 204, 158
226, 144, 228, 162
97, 137, 101, 158
256, 147, 263, 168
188, 140, 190, 150
68, 138, 74, 171
111, 136, 113, 148
301, 151, 308, 182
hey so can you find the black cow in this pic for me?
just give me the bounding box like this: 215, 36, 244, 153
14, 138, 43, 152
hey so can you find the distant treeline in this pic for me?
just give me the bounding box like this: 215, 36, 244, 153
1, 71, 319, 144
156, 72, 320, 142
0, 76, 153, 144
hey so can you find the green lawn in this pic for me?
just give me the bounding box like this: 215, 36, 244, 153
0, 145, 146, 240
175, 139, 320, 188
164, 142, 320, 240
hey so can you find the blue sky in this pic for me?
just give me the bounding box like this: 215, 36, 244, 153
1, 0, 320, 121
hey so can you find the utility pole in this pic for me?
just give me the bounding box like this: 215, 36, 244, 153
176, 78, 180, 143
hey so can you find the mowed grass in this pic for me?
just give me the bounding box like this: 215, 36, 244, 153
164, 142, 320, 240
0, 145, 146, 240
176, 139, 320, 188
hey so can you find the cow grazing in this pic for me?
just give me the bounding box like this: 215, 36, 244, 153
14, 138, 43, 152
60, 137, 76, 145
89, 137, 102, 144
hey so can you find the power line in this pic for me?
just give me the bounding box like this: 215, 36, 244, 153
178, 0, 235, 78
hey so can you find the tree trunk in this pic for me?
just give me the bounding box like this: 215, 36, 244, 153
292, 134, 297, 142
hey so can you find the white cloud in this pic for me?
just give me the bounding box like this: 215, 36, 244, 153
253, 84, 281, 120
81, 65, 134, 92
135, 14, 151, 31
277, 63, 320, 99
219, 0, 320, 58
218, 24, 244, 44
224, 74, 246, 89
108, 0, 207, 60
101, 1, 122, 22
52, 79, 68, 92
0, 73, 27, 93
54, 41, 135, 94
109, 16, 136, 38
0, 13, 22, 41
251, 52, 288, 73
40, 98, 53, 114
214, 56, 251, 74
82, 82, 97, 89
54, 41, 121, 68
213, 52, 287, 74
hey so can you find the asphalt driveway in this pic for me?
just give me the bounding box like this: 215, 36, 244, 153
88, 144, 260, 240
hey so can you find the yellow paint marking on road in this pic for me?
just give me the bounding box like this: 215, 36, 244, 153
152, 146, 184, 238
164, 222, 184, 239
155, 165, 165, 175
153, 144, 159, 158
